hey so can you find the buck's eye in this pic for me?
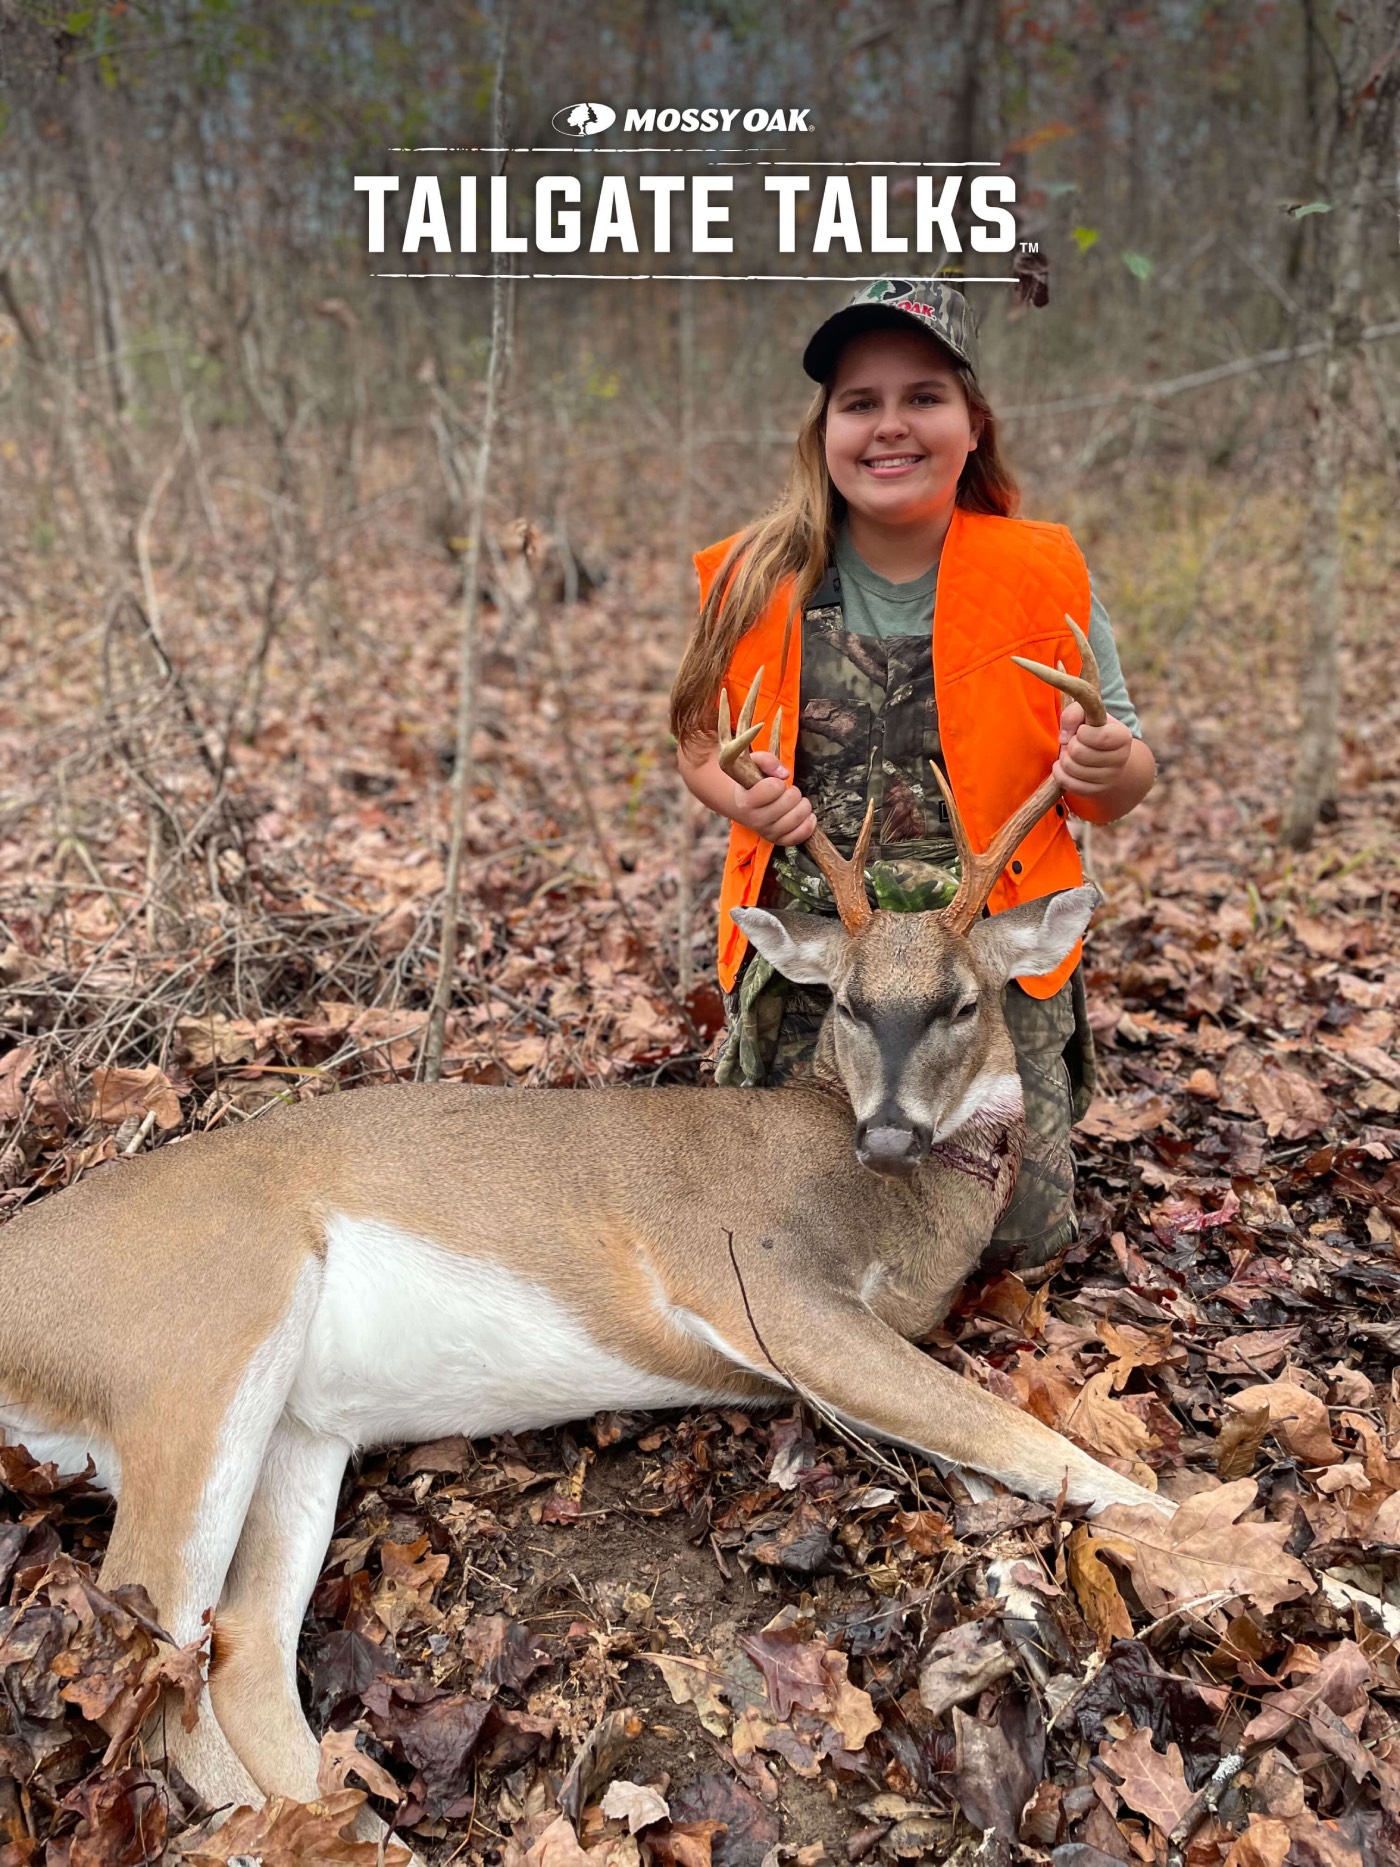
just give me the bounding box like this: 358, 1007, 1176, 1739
955, 999, 979, 1022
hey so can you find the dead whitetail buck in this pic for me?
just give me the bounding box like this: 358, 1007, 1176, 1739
0, 622, 1169, 1841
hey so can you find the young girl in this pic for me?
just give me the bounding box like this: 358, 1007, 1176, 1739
670, 279, 1156, 1275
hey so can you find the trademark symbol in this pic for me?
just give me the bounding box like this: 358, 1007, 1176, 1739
1019, 239, 1039, 254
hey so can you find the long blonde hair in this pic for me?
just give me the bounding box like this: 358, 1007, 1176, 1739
670, 348, 1019, 750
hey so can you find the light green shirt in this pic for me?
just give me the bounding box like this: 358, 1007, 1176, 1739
832, 524, 1142, 737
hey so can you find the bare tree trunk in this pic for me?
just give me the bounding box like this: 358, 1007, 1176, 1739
949, 0, 994, 256
1283, 0, 1400, 849
17, 236, 120, 569
422, 3, 513, 1084
70, 59, 134, 423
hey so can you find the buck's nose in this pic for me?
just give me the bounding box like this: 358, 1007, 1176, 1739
855, 1118, 931, 1175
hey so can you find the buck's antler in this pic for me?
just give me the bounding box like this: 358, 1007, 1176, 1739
718, 670, 875, 935
932, 616, 1107, 935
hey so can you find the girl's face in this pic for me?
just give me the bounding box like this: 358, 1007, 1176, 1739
823, 327, 980, 531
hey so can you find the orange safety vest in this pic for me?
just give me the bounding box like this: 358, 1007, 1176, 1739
697, 508, 1092, 999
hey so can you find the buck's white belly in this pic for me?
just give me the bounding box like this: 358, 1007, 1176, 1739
0, 1403, 121, 1496
287, 1214, 731, 1448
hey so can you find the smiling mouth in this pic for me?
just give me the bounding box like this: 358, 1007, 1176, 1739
860, 454, 925, 474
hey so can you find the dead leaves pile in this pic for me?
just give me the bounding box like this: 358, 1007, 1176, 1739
4, 506, 1400, 1863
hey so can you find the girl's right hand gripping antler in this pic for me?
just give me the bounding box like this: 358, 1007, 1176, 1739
718, 669, 875, 936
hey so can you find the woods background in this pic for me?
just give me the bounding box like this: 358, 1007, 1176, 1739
2, 4, 1400, 1865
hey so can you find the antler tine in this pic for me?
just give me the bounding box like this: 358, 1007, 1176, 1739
814, 801, 874, 935
717, 669, 873, 936
717, 669, 766, 786
937, 614, 1106, 935
1009, 617, 1107, 728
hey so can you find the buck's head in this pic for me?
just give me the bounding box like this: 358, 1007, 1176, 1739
717, 622, 1108, 1178
732, 887, 1097, 1175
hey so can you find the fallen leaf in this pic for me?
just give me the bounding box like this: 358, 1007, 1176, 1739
317, 1725, 405, 1804
738, 1626, 829, 1723
174, 1014, 261, 1067
558, 1707, 644, 1825
182, 1789, 412, 1865
1222, 1818, 1292, 1867
88, 1064, 182, 1131
1067, 1526, 1134, 1648
1203, 1329, 1301, 1376
669, 1771, 779, 1862
951, 1689, 1044, 1835
646, 1819, 726, 1867
745, 1499, 842, 1574
360, 1676, 491, 1818
1243, 1640, 1371, 1745
1098, 1724, 1194, 1836
1064, 1368, 1159, 1471
817, 1648, 879, 1752
458, 1612, 549, 1691
1307, 1700, 1374, 1783
1216, 1403, 1271, 1481
1073, 1640, 1228, 1785
1226, 1381, 1340, 1466
643, 1654, 731, 1737
916, 1619, 1016, 1716
1095, 1480, 1314, 1617
601, 1779, 670, 1834
1078, 1093, 1174, 1140
524, 1813, 593, 1866
0, 1044, 36, 1122
54, 1767, 168, 1867
1239, 1063, 1332, 1139
891, 1508, 951, 1556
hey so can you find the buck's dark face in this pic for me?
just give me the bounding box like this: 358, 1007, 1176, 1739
731, 886, 1098, 1177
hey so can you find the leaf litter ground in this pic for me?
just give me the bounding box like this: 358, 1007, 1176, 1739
1, 478, 1399, 1865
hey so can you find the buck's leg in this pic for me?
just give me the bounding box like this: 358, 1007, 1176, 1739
97, 1258, 323, 1815
99, 1445, 262, 1813
212, 1415, 419, 1857
210, 1415, 346, 1800
759, 1291, 1173, 1517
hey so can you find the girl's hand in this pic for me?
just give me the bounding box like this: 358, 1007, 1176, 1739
732, 750, 817, 845
1054, 702, 1135, 797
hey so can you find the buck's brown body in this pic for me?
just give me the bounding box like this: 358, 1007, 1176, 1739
0, 627, 1170, 1841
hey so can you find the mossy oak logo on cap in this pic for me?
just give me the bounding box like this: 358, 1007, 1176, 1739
552, 103, 616, 136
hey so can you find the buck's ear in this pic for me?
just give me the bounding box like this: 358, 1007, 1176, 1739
968, 884, 1101, 983
731, 908, 849, 986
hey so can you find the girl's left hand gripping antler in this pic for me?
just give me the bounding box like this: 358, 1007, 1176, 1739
929, 615, 1106, 934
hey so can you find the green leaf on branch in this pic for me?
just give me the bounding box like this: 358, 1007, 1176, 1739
1122, 250, 1154, 280
1071, 226, 1099, 253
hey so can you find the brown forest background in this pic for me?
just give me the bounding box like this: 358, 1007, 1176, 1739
3, 3, 1400, 1866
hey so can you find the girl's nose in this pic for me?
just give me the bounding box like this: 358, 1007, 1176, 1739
873, 404, 910, 436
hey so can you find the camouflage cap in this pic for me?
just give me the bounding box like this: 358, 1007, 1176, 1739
802, 278, 980, 383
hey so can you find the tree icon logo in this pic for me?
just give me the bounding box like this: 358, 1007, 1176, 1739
551, 103, 617, 137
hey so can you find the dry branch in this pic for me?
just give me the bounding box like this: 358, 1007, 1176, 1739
421, 1, 514, 1083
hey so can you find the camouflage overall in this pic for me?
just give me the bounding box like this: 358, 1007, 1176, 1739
715, 563, 1097, 1269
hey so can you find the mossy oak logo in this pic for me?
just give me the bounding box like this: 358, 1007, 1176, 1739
552, 103, 616, 136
